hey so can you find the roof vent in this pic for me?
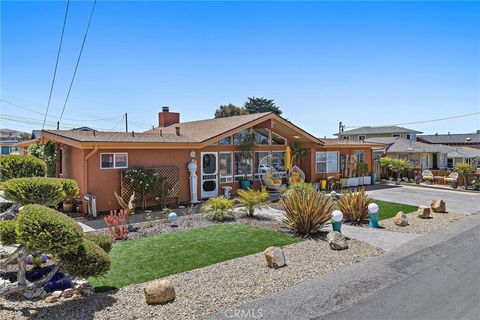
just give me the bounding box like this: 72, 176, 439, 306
175, 126, 180, 136
162, 106, 169, 112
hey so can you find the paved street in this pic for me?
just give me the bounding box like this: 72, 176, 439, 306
206, 215, 480, 320
366, 184, 480, 214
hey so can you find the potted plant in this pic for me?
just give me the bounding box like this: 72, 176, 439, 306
357, 163, 371, 185
238, 131, 255, 190
454, 163, 474, 190
389, 159, 411, 185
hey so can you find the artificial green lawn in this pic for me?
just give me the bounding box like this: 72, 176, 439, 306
89, 224, 301, 291
374, 199, 418, 220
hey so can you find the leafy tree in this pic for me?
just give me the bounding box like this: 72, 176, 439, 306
0, 154, 46, 181
244, 97, 282, 115
27, 141, 56, 177
214, 104, 247, 118
18, 132, 31, 141
454, 163, 474, 188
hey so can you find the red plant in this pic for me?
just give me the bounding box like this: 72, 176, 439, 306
104, 209, 128, 240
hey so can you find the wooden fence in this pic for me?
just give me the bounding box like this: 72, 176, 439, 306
121, 167, 181, 204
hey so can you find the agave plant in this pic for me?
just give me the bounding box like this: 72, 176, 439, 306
280, 186, 334, 237
237, 189, 269, 218
201, 196, 235, 221
337, 187, 371, 224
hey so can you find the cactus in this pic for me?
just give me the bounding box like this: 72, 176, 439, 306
104, 209, 128, 240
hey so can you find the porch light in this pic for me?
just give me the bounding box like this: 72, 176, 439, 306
332, 210, 343, 233
368, 203, 380, 228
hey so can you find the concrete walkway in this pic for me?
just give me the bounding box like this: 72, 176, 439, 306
341, 224, 420, 251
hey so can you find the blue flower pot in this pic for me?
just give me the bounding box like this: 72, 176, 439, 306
240, 180, 251, 190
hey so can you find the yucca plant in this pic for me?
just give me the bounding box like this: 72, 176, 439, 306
338, 187, 371, 224
201, 196, 235, 221
280, 187, 334, 237
237, 189, 269, 218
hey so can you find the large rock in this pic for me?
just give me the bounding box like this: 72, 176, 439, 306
144, 280, 175, 305
45, 295, 58, 303
264, 247, 286, 269
417, 206, 431, 219
23, 288, 47, 299
393, 211, 409, 226
431, 200, 446, 213
327, 231, 348, 250
62, 288, 74, 298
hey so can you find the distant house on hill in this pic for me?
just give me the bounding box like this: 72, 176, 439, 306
418, 131, 480, 149
336, 126, 422, 141
0, 128, 27, 155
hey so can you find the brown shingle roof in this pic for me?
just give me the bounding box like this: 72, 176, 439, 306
42, 112, 272, 144
321, 138, 385, 147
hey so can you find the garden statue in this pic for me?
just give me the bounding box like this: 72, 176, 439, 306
188, 159, 200, 204
368, 203, 380, 228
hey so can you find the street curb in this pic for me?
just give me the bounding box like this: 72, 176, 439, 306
204, 215, 480, 320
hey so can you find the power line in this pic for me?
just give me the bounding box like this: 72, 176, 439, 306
41, 0, 70, 130
345, 112, 480, 129
58, 0, 97, 125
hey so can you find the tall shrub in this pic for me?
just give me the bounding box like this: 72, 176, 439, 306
237, 189, 269, 217
454, 163, 474, 188
123, 167, 157, 210
0, 155, 46, 181
281, 186, 334, 236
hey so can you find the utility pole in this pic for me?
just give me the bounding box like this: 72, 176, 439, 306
338, 121, 345, 139
125, 113, 128, 132
57, 121, 60, 130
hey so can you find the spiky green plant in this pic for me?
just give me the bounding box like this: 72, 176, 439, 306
454, 163, 474, 188
237, 189, 269, 217
280, 187, 334, 236
201, 196, 235, 221
338, 187, 371, 224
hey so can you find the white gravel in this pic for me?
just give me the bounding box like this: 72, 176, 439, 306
0, 238, 382, 320
380, 211, 467, 234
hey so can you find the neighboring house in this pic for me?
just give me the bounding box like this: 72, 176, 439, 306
0, 128, 26, 155
336, 126, 422, 141
21, 108, 382, 213
366, 137, 480, 170
418, 131, 480, 149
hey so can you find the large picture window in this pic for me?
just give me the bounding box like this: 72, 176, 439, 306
234, 151, 253, 181
271, 132, 287, 145
219, 136, 232, 145
254, 151, 286, 179
219, 152, 233, 183
233, 129, 251, 145
254, 151, 270, 179
101, 153, 128, 169
316, 151, 338, 173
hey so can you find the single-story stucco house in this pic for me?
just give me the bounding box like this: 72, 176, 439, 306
19, 109, 383, 213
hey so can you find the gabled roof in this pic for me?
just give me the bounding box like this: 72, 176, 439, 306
40, 112, 323, 148
365, 137, 451, 153
336, 126, 422, 136
447, 146, 480, 158
418, 132, 480, 144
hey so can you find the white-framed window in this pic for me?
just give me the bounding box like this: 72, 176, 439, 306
342, 136, 350, 140
254, 128, 270, 145
358, 135, 366, 141
271, 132, 287, 145
392, 134, 400, 138
316, 151, 339, 173
234, 151, 253, 181
219, 152, 233, 183
254, 151, 270, 179
254, 151, 287, 179
100, 153, 128, 169
355, 150, 365, 163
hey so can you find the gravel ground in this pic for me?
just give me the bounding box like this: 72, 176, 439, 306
379, 211, 467, 234
0, 238, 383, 320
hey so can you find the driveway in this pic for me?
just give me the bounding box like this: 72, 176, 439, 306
366, 184, 480, 214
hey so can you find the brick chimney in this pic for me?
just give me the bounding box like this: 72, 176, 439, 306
158, 106, 180, 127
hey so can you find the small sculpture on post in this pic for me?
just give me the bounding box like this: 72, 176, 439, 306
368, 203, 380, 228
188, 159, 200, 204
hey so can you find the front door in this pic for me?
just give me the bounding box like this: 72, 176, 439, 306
201, 152, 218, 198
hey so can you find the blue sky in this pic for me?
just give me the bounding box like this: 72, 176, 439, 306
1, 1, 479, 136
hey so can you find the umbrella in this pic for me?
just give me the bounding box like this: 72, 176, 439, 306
285, 146, 292, 171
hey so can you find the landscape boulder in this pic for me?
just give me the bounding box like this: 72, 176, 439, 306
62, 288, 74, 298
23, 288, 47, 299
327, 231, 348, 250
393, 211, 409, 226
144, 279, 176, 305
264, 246, 286, 269
417, 206, 431, 219
431, 200, 446, 213
45, 295, 58, 303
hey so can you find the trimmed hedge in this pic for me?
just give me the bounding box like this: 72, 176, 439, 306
0, 177, 79, 206
85, 233, 113, 253
0, 220, 18, 245
16, 204, 83, 254
0, 155, 46, 181
1, 177, 65, 206
60, 238, 111, 278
